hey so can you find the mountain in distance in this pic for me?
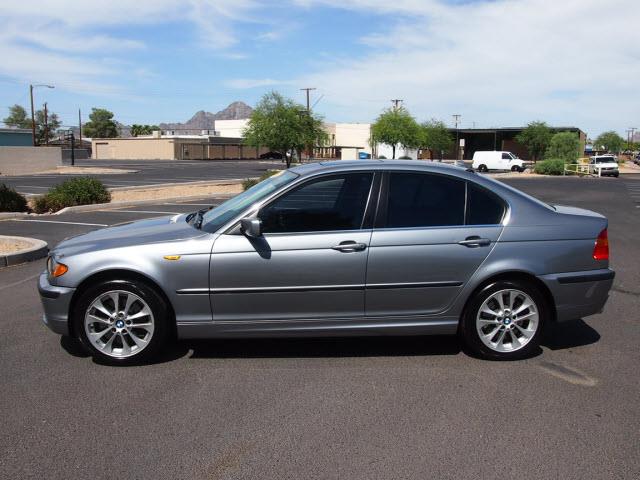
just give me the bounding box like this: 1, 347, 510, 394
159, 101, 253, 131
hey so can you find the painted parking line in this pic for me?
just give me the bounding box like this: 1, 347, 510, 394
100, 210, 179, 214
13, 219, 109, 227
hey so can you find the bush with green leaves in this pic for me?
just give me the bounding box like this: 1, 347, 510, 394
377, 155, 387, 159
242, 169, 282, 191
533, 159, 565, 175
0, 183, 29, 212
545, 131, 580, 164
398, 155, 413, 160
33, 177, 111, 213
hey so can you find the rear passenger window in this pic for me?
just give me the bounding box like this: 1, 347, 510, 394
385, 173, 465, 228
466, 182, 506, 225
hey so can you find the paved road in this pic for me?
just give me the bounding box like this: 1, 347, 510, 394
0, 159, 283, 196
0, 175, 638, 479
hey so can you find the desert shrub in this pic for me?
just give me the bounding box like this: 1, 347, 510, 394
377, 155, 387, 159
242, 169, 282, 191
0, 183, 29, 212
533, 158, 565, 175
398, 155, 413, 160
33, 177, 110, 213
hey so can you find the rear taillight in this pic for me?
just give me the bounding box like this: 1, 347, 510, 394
593, 228, 609, 260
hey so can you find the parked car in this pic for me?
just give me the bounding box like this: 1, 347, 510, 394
40, 161, 614, 364
590, 155, 620, 177
472, 151, 528, 172
635, 153, 640, 165
359, 151, 372, 159
259, 151, 283, 160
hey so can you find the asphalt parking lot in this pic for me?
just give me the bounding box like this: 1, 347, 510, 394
1, 174, 639, 479
1, 159, 283, 196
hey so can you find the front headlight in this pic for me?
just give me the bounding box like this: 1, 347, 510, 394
47, 255, 68, 278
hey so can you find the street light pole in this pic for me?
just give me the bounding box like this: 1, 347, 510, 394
452, 114, 461, 160
28, 84, 55, 146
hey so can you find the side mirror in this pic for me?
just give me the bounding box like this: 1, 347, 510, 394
240, 217, 262, 238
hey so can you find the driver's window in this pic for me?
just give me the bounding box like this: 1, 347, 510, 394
259, 173, 373, 234
502, 153, 511, 160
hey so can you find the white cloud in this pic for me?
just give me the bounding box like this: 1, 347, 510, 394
226, 78, 288, 89
0, 0, 259, 94
297, 0, 640, 136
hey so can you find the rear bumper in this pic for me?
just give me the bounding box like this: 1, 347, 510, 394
539, 269, 615, 322
38, 272, 75, 336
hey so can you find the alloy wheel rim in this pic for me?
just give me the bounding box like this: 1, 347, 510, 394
475, 289, 539, 353
84, 290, 154, 358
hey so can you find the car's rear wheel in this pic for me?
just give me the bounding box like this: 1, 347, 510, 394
73, 280, 170, 365
460, 280, 547, 360
478, 164, 488, 172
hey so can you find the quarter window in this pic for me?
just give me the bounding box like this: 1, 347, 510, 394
466, 182, 506, 225
384, 173, 465, 228
259, 173, 373, 233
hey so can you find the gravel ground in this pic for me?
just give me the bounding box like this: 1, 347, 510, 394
110, 181, 243, 202
0, 236, 31, 255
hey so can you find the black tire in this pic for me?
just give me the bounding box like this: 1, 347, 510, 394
460, 280, 548, 360
511, 165, 520, 172
478, 164, 488, 173
72, 279, 171, 365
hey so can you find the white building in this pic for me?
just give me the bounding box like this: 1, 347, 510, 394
215, 119, 249, 138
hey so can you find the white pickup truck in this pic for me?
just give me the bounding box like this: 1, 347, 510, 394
472, 151, 528, 172
590, 155, 619, 177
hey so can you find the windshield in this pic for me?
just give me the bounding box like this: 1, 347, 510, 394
593, 157, 615, 164
198, 170, 299, 233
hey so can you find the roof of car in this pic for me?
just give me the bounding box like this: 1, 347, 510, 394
290, 159, 469, 176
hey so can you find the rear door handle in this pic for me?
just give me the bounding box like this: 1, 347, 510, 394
458, 236, 491, 247
331, 241, 367, 252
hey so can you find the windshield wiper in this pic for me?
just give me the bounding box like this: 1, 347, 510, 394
190, 206, 213, 229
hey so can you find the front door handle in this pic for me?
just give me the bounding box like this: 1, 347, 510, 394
331, 241, 367, 252
458, 236, 491, 247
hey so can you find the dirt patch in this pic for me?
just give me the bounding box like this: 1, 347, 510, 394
38, 166, 139, 175
0, 237, 32, 255
110, 182, 242, 202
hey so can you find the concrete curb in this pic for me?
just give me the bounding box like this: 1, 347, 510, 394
0, 236, 48, 268
0, 179, 242, 220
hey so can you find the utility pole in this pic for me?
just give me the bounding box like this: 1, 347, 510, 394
43, 103, 48, 145
391, 99, 403, 110
300, 87, 316, 112
452, 114, 461, 160
28, 83, 54, 146
78, 109, 82, 146
29, 85, 36, 146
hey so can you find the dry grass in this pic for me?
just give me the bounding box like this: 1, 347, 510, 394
110, 182, 242, 202
0, 236, 32, 255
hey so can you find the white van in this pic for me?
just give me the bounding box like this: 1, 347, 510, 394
590, 155, 619, 177
472, 151, 528, 172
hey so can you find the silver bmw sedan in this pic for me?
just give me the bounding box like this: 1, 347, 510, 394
39, 160, 614, 364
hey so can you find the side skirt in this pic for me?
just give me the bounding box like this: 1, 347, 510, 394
176, 316, 459, 339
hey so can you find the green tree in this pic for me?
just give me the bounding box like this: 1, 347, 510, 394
83, 108, 119, 138
516, 121, 552, 161
371, 107, 420, 159
34, 110, 61, 144
594, 131, 625, 153
3, 104, 61, 144
419, 119, 454, 161
243, 91, 328, 168
130, 124, 160, 137
545, 131, 580, 164
3, 105, 31, 129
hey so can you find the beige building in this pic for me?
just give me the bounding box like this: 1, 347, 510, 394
92, 134, 269, 160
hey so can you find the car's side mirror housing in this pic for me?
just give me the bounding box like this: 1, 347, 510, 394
240, 217, 262, 238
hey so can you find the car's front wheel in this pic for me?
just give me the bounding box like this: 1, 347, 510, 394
73, 280, 170, 365
460, 280, 547, 360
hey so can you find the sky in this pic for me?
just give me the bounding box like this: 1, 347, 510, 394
0, 0, 638, 138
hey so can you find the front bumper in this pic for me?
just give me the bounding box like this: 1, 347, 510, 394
539, 268, 615, 322
38, 272, 75, 336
